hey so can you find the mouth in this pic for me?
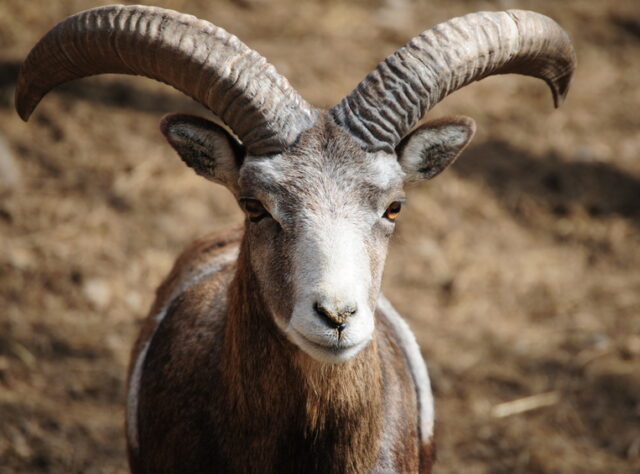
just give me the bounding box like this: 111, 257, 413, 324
288, 327, 370, 363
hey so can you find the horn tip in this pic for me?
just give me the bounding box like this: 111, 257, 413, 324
16, 104, 33, 122
550, 72, 573, 108
15, 96, 35, 122
14, 76, 36, 121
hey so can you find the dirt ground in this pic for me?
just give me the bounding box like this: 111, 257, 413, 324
0, 0, 639, 472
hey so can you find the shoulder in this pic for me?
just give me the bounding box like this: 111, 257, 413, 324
127, 227, 242, 454
134, 225, 243, 367
132, 226, 242, 360
156, 226, 243, 303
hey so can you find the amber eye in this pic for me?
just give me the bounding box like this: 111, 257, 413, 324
241, 199, 270, 222
383, 201, 402, 221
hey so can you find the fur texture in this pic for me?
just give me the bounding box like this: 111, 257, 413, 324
124, 112, 461, 473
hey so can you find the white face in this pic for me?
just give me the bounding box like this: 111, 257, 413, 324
287, 215, 376, 363
238, 130, 405, 363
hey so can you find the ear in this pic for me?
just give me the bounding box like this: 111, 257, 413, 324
396, 116, 476, 182
160, 114, 244, 194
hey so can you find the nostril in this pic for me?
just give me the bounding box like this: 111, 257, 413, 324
313, 302, 333, 322
313, 301, 355, 331
343, 305, 357, 317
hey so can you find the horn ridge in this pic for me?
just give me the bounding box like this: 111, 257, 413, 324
331, 10, 577, 152
15, 5, 316, 155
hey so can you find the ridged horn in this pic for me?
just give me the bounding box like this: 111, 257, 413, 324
15, 5, 317, 155
331, 10, 577, 152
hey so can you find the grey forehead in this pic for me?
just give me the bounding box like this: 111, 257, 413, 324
237, 114, 406, 209
238, 150, 404, 200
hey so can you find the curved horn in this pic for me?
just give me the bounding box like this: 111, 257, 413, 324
15, 5, 316, 155
331, 10, 577, 152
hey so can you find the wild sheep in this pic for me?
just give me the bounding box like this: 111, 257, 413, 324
16, 5, 576, 473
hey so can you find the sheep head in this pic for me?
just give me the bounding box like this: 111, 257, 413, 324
15, 5, 575, 363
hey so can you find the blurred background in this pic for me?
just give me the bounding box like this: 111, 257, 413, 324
1, 0, 639, 472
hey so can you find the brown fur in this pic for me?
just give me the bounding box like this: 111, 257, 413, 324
421, 438, 437, 473
122, 113, 452, 473
126, 229, 433, 473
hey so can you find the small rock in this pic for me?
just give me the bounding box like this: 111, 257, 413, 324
83, 278, 112, 310
8, 246, 36, 270
7, 426, 31, 459
10, 342, 36, 368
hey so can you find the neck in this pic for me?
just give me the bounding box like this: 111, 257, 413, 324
218, 234, 384, 473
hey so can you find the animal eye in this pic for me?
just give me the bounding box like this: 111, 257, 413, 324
383, 201, 402, 221
241, 199, 270, 222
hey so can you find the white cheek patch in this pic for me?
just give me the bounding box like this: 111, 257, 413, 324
126, 247, 238, 452
377, 294, 434, 442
